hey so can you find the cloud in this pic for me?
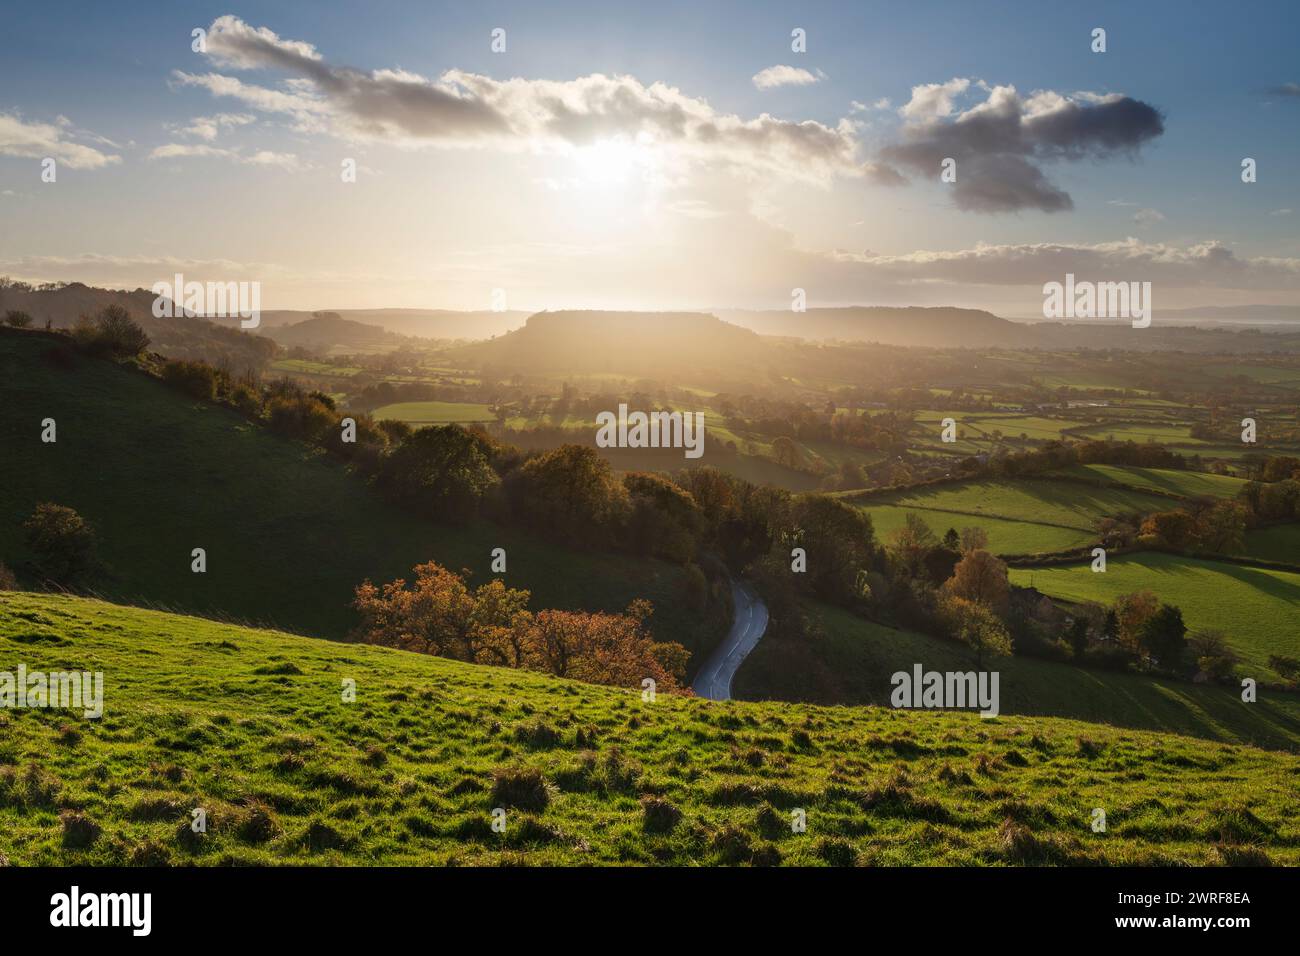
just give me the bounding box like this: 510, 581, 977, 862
751, 65, 822, 90
1270, 208, 1293, 216
0, 112, 121, 169
172, 112, 255, 141
148, 141, 300, 170
878, 79, 1165, 213
1268, 82, 1300, 97
1132, 208, 1165, 226
177, 16, 877, 186
827, 238, 1300, 290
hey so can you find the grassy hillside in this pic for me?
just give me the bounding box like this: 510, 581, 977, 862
1243, 524, 1300, 565
3, 592, 1297, 866
1052, 464, 1247, 499
1009, 554, 1300, 677
851, 477, 1175, 557
0, 331, 712, 656
736, 604, 1300, 752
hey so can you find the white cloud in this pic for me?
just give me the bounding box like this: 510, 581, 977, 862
751, 65, 822, 90
0, 112, 121, 169
1133, 208, 1166, 226
173, 112, 255, 141
148, 141, 300, 170
176, 17, 878, 187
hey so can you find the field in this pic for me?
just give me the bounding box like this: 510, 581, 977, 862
736, 604, 1300, 751
1051, 464, 1247, 499
1009, 553, 1300, 677
3, 592, 1297, 866
852, 478, 1176, 556
860, 504, 1093, 556
372, 401, 495, 424
0, 334, 712, 657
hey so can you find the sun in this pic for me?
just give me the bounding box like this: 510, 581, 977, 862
571, 136, 656, 187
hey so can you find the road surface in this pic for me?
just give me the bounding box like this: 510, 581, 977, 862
691, 578, 769, 701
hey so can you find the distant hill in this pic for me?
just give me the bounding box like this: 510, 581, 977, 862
719, 306, 1021, 348
255, 312, 411, 353
259, 308, 530, 340
451, 310, 770, 373
719, 305, 1300, 353
0, 281, 276, 372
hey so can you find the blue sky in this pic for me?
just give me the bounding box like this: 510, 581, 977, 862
1, 1, 1297, 312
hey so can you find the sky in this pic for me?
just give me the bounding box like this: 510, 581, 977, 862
1, 0, 1298, 316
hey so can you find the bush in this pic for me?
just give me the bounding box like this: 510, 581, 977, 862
3, 310, 33, 328
22, 503, 98, 585
72, 305, 150, 357
0, 562, 17, 590
162, 358, 219, 400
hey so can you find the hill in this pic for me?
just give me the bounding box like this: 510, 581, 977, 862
258, 308, 530, 341
449, 310, 770, 374
0, 329, 713, 657
2, 591, 1296, 866
720, 306, 1021, 348
256, 313, 412, 354
0, 282, 276, 373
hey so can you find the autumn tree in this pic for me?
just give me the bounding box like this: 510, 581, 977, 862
23, 503, 98, 585
959, 526, 989, 554
1113, 590, 1159, 653
937, 593, 1012, 667
941, 549, 1010, 615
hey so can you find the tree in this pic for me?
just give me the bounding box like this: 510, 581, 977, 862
941, 549, 1010, 614
1065, 617, 1090, 659
623, 472, 702, 564
377, 425, 500, 522
942, 528, 960, 551
1113, 590, 1158, 653
775, 494, 876, 604
508, 444, 628, 547
23, 503, 98, 585
1188, 629, 1238, 680
1192, 500, 1247, 554
1137, 603, 1188, 670
937, 594, 1012, 667
3, 309, 33, 328
888, 512, 937, 575
959, 526, 989, 554
73, 304, 150, 356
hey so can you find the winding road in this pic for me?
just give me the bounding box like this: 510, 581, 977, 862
691, 578, 769, 701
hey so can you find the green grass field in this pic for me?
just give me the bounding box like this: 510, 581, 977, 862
1051, 464, 1247, 499
860, 504, 1093, 556
0, 333, 712, 658
736, 604, 1300, 752
884, 479, 1173, 531
1009, 553, 1300, 677
3, 592, 1297, 866
372, 401, 495, 424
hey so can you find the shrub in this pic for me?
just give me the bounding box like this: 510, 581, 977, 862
0, 563, 17, 590
162, 358, 219, 400
22, 503, 98, 585
3, 310, 33, 328
59, 810, 102, 849
72, 304, 150, 357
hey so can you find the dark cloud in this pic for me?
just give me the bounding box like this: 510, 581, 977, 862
880, 83, 1164, 213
